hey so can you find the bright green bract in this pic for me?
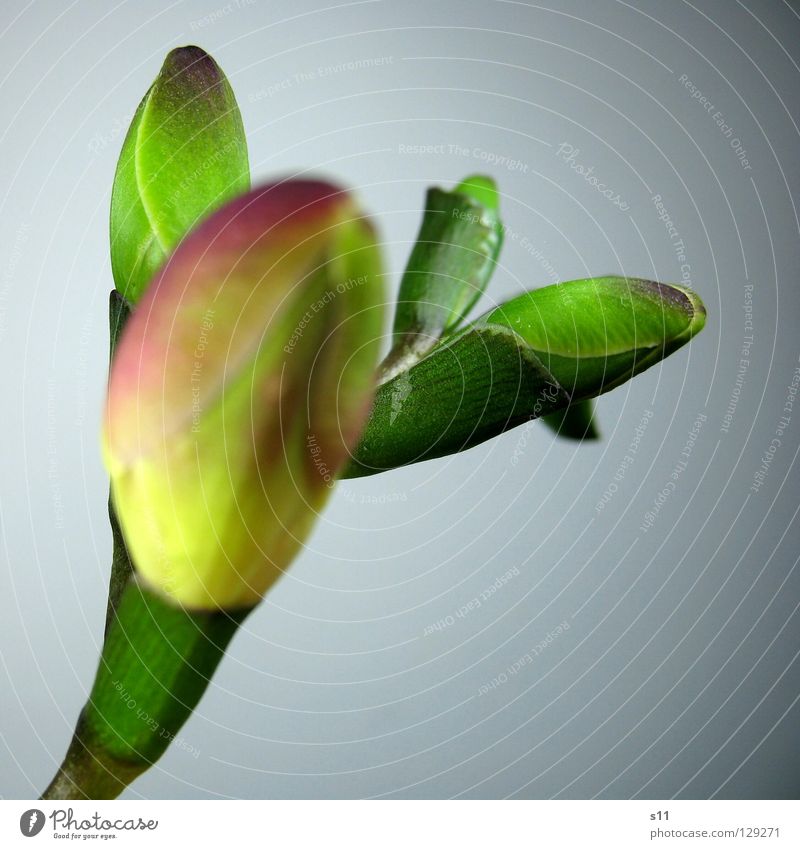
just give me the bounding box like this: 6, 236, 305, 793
110, 46, 250, 303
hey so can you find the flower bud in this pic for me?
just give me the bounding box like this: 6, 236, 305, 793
346, 276, 705, 476
104, 180, 383, 609
110, 46, 250, 303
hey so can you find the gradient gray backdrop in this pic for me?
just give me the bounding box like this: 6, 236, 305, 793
1, 0, 799, 799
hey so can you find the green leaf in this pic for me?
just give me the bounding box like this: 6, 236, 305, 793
381, 175, 503, 381
346, 323, 569, 476
345, 276, 705, 477
542, 400, 599, 440
485, 276, 706, 399
110, 46, 250, 303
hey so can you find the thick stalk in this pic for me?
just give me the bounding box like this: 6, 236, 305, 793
42, 578, 250, 799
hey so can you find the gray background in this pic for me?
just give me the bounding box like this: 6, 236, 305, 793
1, 0, 799, 799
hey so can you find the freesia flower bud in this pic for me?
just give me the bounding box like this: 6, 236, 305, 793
110, 46, 250, 303
104, 180, 383, 609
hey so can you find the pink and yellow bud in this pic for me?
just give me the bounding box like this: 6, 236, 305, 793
104, 180, 383, 610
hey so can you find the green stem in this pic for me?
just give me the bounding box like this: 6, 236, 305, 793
42, 578, 250, 799
104, 291, 134, 634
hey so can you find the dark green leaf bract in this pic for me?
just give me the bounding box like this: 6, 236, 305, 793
346, 323, 569, 476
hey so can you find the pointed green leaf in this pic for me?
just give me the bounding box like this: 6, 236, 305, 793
486, 276, 706, 399
110, 46, 250, 303
381, 176, 503, 381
